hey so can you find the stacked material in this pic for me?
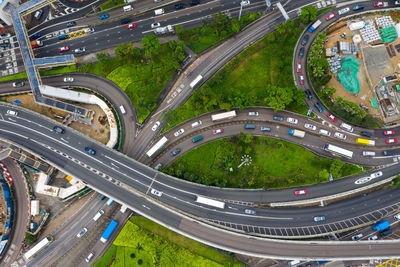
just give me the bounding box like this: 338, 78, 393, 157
360, 20, 381, 43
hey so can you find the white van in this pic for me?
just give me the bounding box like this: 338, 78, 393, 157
119, 105, 126, 114
338, 7, 350, 15
155, 8, 165, 15
93, 209, 104, 221
289, 260, 301, 266
191, 120, 202, 128
362, 151, 375, 157
340, 122, 353, 132
319, 129, 331, 137
123, 5, 132, 12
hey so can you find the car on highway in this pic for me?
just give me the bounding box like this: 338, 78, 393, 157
295, 189, 307, 195
260, 126, 271, 132
314, 102, 323, 112
248, 111, 259, 116
334, 132, 346, 140
63, 77, 74, 82
150, 188, 163, 197
53, 126, 64, 134
175, 3, 185, 9
396, 0, 400, 5
351, 233, 363, 241
326, 13, 336, 21
190, 0, 200, 5
31, 33, 40, 40
151, 22, 161, 28
0, 33, 11, 39
273, 116, 283, 121
84, 28, 95, 34
170, 148, 181, 156
174, 128, 185, 137
327, 113, 337, 122
384, 130, 395, 135
374, 2, 385, 7
301, 34, 309, 46
241, 0, 250, 6
299, 74, 304, 84
370, 171, 383, 179
368, 235, 378, 241
74, 47, 86, 54
121, 18, 131, 24
353, 4, 364, 11
338, 7, 350, 15
244, 209, 256, 215
213, 128, 224, 134
287, 117, 298, 124
299, 47, 305, 58
66, 21, 76, 27
59, 46, 69, 52
297, 63, 301, 72
152, 121, 160, 131
77, 228, 87, 238
99, 14, 109, 20
386, 138, 398, 144
313, 216, 325, 222
6, 110, 17, 116
394, 213, 400, 220
304, 89, 312, 99
85, 146, 96, 155
304, 123, 316, 131
127, 23, 137, 29
360, 131, 372, 137
12, 81, 24, 87
85, 252, 94, 263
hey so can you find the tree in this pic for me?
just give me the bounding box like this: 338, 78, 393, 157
244, 134, 254, 144
264, 85, 294, 111
132, 47, 142, 60
141, 35, 160, 58
96, 52, 109, 63
300, 5, 317, 24
231, 18, 241, 33
329, 158, 344, 178
115, 43, 130, 60
319, 169, 330, 180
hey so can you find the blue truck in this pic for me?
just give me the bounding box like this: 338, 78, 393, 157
372, 220, 390, 231
101, 220, 118, 243
308, 20, 321, 33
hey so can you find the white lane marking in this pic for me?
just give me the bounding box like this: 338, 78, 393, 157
142, 205, 150, 210
60, 137, 69, 143
8, 118, 16, 122
110, 162, 119, 168
0, 129, 28, 139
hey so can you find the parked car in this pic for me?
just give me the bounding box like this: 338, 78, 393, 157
12, 81, 24, 87
174, 128, 185, 137
152, 121, 160, 131
394, 213, 400, 220
31, 33, 40, 40
213, 128, 224, 134
327, 113, 337, 122
170, 148, 181, 156
295, 189, 307, 195
99, 14, 109, 20
368, 235, 378, 241
351, 233, 363, 241
77, 228, 88, 238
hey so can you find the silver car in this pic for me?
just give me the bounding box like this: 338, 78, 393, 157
77, 228, 87, 238
174, 128, 185, 137
152, 121, 160, 131
244, 209, 256, 215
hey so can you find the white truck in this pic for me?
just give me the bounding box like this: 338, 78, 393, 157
288, 129, 305, 138
154, 25, 174, 35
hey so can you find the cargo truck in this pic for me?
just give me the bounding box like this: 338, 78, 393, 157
372, 221, 390, 231
154, 25, 174, 35
100, 220, 118, 243
308, 20, 321, 33
288, 129, 305, 138
31, 40, 43, 48
356, 138, 375, 146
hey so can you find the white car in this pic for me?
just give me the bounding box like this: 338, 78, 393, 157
304, 123, 316, 131
370, 171, 383, 179
240, 0, 250, 6
6, 110, 17, 116
152, 121, 160, 131
77, 228, 87, 238
394, 213, 400, 220
368, 235, 378, 241
151, 22, 161, 28
287, 118, 298, 124
248, 111, 259, 116
63, 77, 74, 82
150, 188, 163, 197
174, 128, 184, 137
334, 132, 346, 140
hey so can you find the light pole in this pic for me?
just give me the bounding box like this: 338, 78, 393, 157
238, 154, 252, 168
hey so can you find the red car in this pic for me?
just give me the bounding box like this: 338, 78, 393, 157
386, 138, 398, 144
297, 63, 301, 73
59, 46, 69, 52
374, 2, 385, 7
299, 74, 304, 84
384, 130, 395, 136
127, 23, 137, 29
326, 13, 336, 21
295, 190, 307, 195
327, 113, 337, 122
213, 129, 223, 134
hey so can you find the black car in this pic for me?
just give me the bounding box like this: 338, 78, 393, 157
380, 228, 392, 237
301, 35, 309, 46
299, 47, 305, 58
175, 3, 185, 9
360, 131, 372, 137
170, 148, 181, 156
66, 21, 76, 27
383, 150, 397, 156
190, 0, 200, 5
273, 116, 283, 121
120, 18, 131, 24
304, 89, 313, 99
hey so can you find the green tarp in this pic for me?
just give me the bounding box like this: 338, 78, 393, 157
337, 56, 360, 94
380, 26, 398, 44
370, 98, 378, 109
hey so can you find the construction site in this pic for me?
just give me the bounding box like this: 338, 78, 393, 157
323, 13, 400, 124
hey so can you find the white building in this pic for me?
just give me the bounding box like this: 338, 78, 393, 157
0, 0, 20, 26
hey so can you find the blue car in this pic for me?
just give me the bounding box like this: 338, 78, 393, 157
31, 33, 41, 40
99, 14, 109, 20
85, 146, 96, 155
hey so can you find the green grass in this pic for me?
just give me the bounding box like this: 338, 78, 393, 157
0, 65, 77, 82
99, 0, 125, 11
165, 20, 307, 131
94, 218, 241, 267
162, 135, 364, 189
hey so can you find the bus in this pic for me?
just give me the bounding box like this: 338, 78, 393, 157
323, 144, 353, 159
146, 136, 168, 157
189, 75, 203, 89
195, 196, 225, 209
356, 138, 375, 146
101, 220, 118, 243
211, 111, 237, 122
24, 235, 54, 260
